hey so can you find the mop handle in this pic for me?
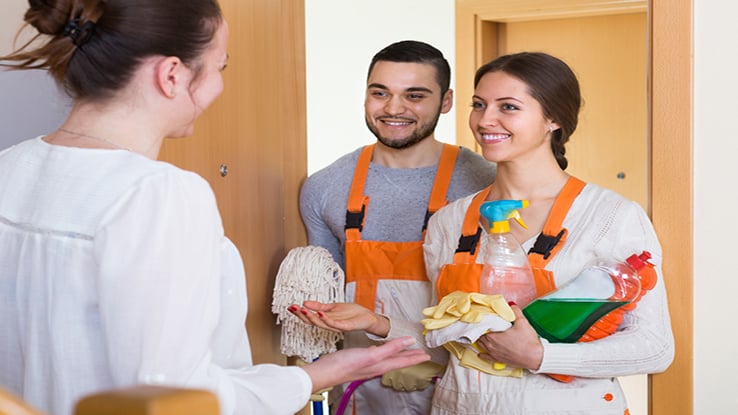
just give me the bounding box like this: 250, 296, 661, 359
334, 379, 368, 415
334, 375, 439, 414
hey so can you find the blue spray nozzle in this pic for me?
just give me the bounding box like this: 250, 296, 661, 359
480, 200, 530, 233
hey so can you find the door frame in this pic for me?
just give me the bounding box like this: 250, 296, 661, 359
455, 1, 693, 413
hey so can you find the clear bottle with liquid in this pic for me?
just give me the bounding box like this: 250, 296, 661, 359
522, 251, 653, 343
478, 200, 538, 308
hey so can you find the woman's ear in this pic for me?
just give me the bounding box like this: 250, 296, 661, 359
155, 56, 184, 99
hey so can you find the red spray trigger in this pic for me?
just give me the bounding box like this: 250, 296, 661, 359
625, 251, 652, 271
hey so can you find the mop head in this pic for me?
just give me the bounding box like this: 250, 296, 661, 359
272, 245, 345, 362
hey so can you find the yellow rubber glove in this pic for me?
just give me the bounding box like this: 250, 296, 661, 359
442, 341, 523, 377
423, 291, 520, 377
380, 361, 446, 391
423, 290, 472, 319
472, 292, 515, 321
461, 301, 514, 324
422, 291, 514, 330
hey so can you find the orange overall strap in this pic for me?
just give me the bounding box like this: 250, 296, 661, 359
451, 186, 492, 264
346, 144, 460, 240
434, 187, 491, 298
528, 176, 586, 270
345, 145, 374, 242
423, 144, 461, 230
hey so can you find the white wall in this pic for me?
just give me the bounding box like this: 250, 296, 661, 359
694, 1, 738, 413
0, 1, 71, 151
304, 0, 456, 174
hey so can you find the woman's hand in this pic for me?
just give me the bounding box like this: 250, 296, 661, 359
475, 304, 543, 371
287, 301, 390, 337
302, 336, 430, 393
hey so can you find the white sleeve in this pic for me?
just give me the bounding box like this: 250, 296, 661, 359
94, 171, 311, 415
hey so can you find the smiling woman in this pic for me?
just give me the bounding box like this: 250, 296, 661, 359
422, 51, 674, 415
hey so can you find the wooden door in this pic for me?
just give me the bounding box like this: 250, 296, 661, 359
462, 12, 650, 413
500, 14, 647, 207
456, 0, 694, 414
158, 0, 307, 365
496, 14, 650, 412
457, 12, 648, 207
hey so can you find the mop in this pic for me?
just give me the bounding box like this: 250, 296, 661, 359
272, 245, 345, 362
272, 246, 346, 415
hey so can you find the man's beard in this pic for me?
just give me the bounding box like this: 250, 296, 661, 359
366, 110, 442, 150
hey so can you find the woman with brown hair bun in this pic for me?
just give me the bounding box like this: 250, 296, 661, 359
423, 52, 674, 414
0, 1, 429, 414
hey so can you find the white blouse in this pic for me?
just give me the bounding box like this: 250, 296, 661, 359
0, 137, 310, 415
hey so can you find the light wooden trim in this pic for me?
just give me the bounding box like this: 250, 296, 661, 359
454, 3, 481, 152
649, 0, 693, 413
457, 0, 647, 22
278, 0, 308, 250
0, 386, 44, 415
456, 1, 694, 413
74, 386, 219, 415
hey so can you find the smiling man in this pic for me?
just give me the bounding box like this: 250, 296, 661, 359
296, 40, 496, 414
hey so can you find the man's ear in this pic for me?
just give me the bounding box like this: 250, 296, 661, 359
440, 89, 454, 114
155, 56, 184, 98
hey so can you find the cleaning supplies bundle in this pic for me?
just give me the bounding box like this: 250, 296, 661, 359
422, 199, 535, 377
422, 198, 658, 382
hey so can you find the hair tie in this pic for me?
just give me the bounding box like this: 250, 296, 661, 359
64, 18, 96, 46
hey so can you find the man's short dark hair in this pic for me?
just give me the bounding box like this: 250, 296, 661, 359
367, 40, 451, 94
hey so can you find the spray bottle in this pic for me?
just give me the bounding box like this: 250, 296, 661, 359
522, 251, 654, 344
478, 200, 538, 307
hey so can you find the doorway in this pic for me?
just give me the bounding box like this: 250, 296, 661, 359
460, 10, 649, 414
455, 0, 693, 414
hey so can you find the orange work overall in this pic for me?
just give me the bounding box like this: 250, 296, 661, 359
435, 176, 587, 301
434, 176, 645, 384
344, 143, 459, 311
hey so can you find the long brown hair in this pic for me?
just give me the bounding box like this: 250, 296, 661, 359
1, 0, 222, 101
